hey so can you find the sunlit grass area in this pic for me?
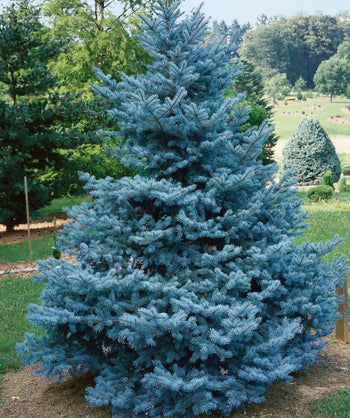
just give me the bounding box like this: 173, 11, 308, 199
272, 96, 350, 141
0, 236, 55, 264
35, 194, 92, 217
295, 198, 350, 262
306, 387, 350, 417
0, 276, 45, 372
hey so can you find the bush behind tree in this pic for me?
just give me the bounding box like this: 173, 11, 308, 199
307, 185, 334, 201
225, 59, 278, 164
321, 170, 334, 189
338, 177, 350, 192
338, 153, 350, 175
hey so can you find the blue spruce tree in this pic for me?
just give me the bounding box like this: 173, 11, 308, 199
18, 1, 347, 416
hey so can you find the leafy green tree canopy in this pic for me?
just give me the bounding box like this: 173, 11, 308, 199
294, 76, 307, 91
240, 20, 301, 83
313, 41, 350, 101
43, 0, 152, 95
241, 13, 345, 87
264, 73, 292, 100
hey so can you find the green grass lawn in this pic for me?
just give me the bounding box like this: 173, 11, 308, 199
272, 96, 350, 141
296, 193, 350, 261
0, 275, 45, 372
35, 194, 92, 215
306, 387, 350, 417
0, 235, 56, 264
0, 195, 92, 264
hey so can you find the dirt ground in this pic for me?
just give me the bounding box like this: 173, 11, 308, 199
327, 116, 350, 125
0, 216, 67, 245
0, 336, 349, 417
0, 217, 69, 278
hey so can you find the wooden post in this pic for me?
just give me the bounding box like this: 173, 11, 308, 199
336, 278, 349, 342
24, 176, 33, 263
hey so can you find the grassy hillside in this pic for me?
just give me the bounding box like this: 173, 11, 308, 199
272, 96, 350, 141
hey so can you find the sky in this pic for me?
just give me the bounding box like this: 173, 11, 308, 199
0, 0, 349, 26
178, 0, 350, 25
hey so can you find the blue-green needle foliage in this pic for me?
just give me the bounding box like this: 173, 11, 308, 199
17, 1, 347, 416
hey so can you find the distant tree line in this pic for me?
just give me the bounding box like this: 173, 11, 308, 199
0, 0, 348, 230
239, 13, 350, 88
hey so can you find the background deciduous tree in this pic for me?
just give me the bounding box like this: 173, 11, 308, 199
240, 13, 346, 87
313, 41, 350, 101
264, 73, 292, 100
240, 20, 302, 83
43, 0, 152, 95
0, 0, 106, 230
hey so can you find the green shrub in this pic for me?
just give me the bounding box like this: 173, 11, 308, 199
338, 176, 350, 192
342, 164, 350, 175
307, 185, 334, 201
338, 153, 350, 175
321, 170, 334, 189
281, 118, 341, 185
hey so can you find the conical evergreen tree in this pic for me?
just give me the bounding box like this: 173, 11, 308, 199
18, 2, 347, 417
226, 58, 278, 165
281, 117, 341, 185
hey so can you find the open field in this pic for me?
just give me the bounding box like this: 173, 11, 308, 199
273, 96, 350, 161
272, 96, 350, 141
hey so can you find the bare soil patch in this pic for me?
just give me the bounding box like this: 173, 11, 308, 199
303, 105, 324, 111
0, 215, 68, 246
0, 337, 349, 417
0, 369, 112, 418
327, 116, 350, 125
0, 252, 76, 279
281, 112, 307, 117
342, 107, 350, 115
